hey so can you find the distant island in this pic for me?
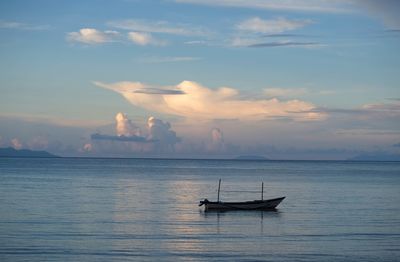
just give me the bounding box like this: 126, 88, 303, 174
347, 153, 400, 161
0, 147, 59, 158
234, 155, 269, 160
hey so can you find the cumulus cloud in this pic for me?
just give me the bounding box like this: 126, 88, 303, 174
95, 80, 323, 121
90, 113, 180, 154
208, 128, 225, 152
11, 138, 22, 149
115, 112, 141, 137
67, 28, 120, 44
82, 143, 92, 152
147, 117, 180, 151
127, 31, 166, 46
237, 17, 312, 34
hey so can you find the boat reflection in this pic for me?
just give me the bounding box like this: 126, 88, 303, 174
199, 209, 283, 235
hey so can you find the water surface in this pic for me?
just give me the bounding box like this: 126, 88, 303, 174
0, 158, 399, 261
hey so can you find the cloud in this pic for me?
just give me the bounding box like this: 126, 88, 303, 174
0, 20, 50, 30
358, 0, 400, 29
133, 88, 185, 95
237, 17, 313, 34
295, 101, 400, 117
90, 113, 150, 143
11, 138, 22, 149
174, 0, 354, 13
82, 143, 92, 152
27, 136, 49, 150
231, 18, 320, 48
263, 33, 312, 38
67, 28, 120, 44
95, 80, 324, 121
107, 19, 210, 36
264, 88, 308, 98
248, 41, 320, 48
115, 112, 141, 136
147, 117, 181, 151
91, 113, 181, 155
207, 128, 225, 152
127, 31, 166, 46
140, 56, 202, 63
91, 133, 148, 142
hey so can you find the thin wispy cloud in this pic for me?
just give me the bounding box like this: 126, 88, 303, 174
107, 19, 211, 36
232, 17, 319, 48
133, 88, 185, 95
91, 133, 149, 142
263, 33, 313, 38
0, 20, 50, 30
296, 101, 400, 117
67, 28, 120, 44
174, 0, 355, 13
237, 17, 313, 34
248, 41, 320, 48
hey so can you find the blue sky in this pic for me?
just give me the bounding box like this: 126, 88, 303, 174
0, 0, 399, 159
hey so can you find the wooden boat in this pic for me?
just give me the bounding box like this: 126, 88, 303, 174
199, 197, 285, 211
199, 179, 285, 211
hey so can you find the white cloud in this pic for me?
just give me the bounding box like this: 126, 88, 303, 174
67, 28, 120, 44
108, 19, 210, 36
174, 0, 355, 13
115, 112, 141, 136
147, 116, 180, 149
127, 31, 166, 46
237, 17, 312, 34
95, 80, 324, 121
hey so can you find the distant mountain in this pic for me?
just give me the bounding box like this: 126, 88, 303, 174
234, 155, 269, 160
348, 153, 400, 161
0, 147, 59, 158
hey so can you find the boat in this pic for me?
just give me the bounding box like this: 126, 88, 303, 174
199, 197, 285, 211
199, 179, 285, 211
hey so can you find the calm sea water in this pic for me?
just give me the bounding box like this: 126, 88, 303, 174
0, 158, 399, 261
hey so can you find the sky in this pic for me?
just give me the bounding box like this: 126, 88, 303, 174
0, 0, 399, 159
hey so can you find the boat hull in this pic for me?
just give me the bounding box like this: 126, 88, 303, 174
201, 197, 285, 211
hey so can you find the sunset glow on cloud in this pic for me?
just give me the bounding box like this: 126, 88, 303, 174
95, 80, 324, 121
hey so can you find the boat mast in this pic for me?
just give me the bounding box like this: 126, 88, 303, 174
261, 182, 264, 200
217, 179, 221, 202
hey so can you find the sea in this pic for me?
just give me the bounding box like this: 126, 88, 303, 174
0, 158, 399, 261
